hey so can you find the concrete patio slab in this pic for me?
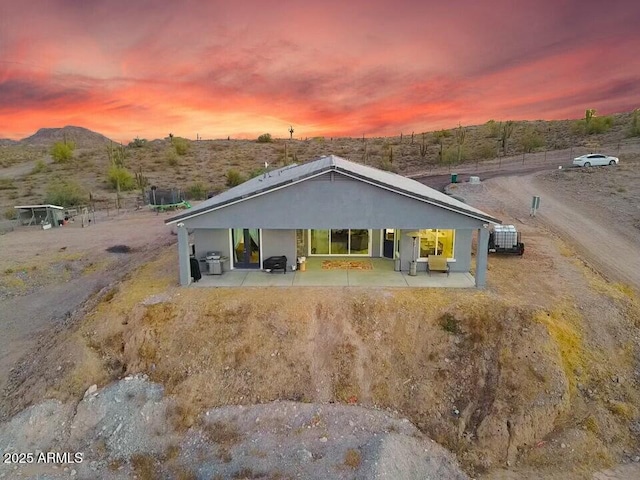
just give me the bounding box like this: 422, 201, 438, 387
189, 269, 475, 288
293, 269, 349, 286
346, 270, 409, 287
191, 270, 247, 287
241, 271, 295, 286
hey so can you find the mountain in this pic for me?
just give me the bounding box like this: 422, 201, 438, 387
20, 126, 113, 147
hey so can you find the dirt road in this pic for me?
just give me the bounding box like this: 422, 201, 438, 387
483, 174, 640, 289
412, 141, 640, 191
0, 211, 175, 397
0, 155, 53, 179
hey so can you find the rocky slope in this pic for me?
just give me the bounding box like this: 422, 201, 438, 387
0, 376, 468, 479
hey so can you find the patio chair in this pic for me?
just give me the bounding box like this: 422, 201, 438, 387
426, 255, 450, 276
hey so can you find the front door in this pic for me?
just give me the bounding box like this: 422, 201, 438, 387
383, 228, 395, 258
233, 229, 260, 268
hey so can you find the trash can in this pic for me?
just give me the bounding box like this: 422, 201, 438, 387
451, 173, 458, 183
297, 256, 307, 272
409, 261, 417, 276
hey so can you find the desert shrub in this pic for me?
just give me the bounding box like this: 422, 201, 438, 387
485, 120, 500, 138
31, 160, 48, 174
520, 129, 545, 152
186, 182, 207, 200
166, 149, 178, 166
130, 453, 156, 480
51, 141, 75, 163
344, 448, 362, 469
128, 137, 147, 148
432, 129, 451, 145
248, 167, 268, 178
378, 159, 398, 173
0, 178, 16, 190
3, 207, 17, 220
173, 137, 190, 155
225, 169, 245, 187
629, 109, 640, 137
107, 166, 136, 191
474, 142, 498, 159
574, 116, 613, 135
44, 178, 88, 206
257, 133, 273, 143
439, 312, 461, 334
442, 146, 466, 166
587, 116, 613, 134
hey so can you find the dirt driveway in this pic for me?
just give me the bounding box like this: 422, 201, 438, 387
484, 174, 640, 289
0, 210, 175, 395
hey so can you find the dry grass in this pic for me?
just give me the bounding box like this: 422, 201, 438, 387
607, 401, 637, 420
534, 303, 587, 395
14, 216, 637, 478
201, 420, 244, 446
343, 448, 362, 469
522, 433, 615, 474
167, 402, 199, 433
130, 453, 157, 480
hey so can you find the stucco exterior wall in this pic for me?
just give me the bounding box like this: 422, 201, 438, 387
193, 229, 231, 260
261, 229, 297, 269
193, 228, 296, 271
371, 229, 382, 258
180, 173, 490, 230
398, 228, 473, 273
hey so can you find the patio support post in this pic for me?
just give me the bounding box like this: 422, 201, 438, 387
177, 223, 191, 286
475, 226, 489, 288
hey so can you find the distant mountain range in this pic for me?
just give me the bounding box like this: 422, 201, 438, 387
1, 126, 114, 147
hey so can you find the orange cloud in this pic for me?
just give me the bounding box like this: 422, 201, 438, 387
1, 1, 639, 140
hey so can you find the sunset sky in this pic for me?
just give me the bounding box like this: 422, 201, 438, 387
1, 0, 639, 142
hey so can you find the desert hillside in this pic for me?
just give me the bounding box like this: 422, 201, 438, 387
1, 110, 638, 216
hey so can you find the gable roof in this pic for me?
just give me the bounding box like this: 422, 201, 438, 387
165, 155, 501, 225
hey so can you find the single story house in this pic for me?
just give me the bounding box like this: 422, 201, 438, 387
165, 155, 501, 287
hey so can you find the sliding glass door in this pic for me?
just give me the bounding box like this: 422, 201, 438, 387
308, 229, 370, 256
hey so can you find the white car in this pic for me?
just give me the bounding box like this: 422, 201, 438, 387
572, 153, 619, 167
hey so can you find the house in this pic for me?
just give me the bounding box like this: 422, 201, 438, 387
165, 155, 501, 287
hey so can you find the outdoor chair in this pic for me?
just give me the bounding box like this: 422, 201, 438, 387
426, 255, 450, 276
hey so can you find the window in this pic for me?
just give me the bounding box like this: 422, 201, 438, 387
310, 229, 330, 254
309, 229, 370, 255
418, 229, 454, 258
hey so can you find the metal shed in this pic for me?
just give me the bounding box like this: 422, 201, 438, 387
14, 204, 65, 228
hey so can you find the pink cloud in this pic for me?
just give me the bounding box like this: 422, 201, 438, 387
1, 1, 639, 140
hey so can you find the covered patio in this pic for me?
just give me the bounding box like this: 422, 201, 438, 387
190, 256, 475, 288
166, 155, 500, 288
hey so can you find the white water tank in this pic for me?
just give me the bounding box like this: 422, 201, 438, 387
493, 225, 518, 248
469, 176, 481, 184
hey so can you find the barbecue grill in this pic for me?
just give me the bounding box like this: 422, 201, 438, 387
263, 255, 287, 274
